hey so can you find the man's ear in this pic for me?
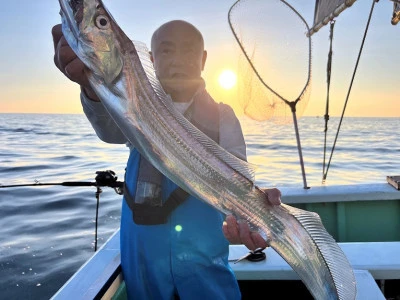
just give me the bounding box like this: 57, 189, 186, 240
149, 51, 154, 64
201, 50, 207, 71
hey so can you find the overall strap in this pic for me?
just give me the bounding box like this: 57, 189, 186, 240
124, 181, 189, 225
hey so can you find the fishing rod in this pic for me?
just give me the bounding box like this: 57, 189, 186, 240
0, 170, 123, 189
1, 170, 124, 251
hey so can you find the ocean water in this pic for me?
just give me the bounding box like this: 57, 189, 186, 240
0, 113, 399, 299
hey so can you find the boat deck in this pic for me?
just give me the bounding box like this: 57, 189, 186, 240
51, 228, 400, 300
51, 183, 400, 299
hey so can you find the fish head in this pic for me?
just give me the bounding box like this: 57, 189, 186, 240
58, 0, 124, 84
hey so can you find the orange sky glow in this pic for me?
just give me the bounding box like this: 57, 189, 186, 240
0, 0, 398, 117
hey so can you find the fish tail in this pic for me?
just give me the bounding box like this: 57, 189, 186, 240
267, 204, 356, 300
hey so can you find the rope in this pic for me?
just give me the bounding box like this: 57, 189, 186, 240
322, 20, 336, 183
94, 187, 102, 251
322, 0, 377, 183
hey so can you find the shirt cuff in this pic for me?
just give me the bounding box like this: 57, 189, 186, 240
80, 90, 110, 117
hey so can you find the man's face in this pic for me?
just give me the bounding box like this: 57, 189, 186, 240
151, 23, 207, 100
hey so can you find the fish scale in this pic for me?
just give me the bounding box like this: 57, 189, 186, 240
58, 0, 357, 299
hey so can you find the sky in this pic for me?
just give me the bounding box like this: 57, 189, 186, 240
0, 0, 399, 117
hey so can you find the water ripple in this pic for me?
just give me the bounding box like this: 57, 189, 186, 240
0, 114, 399, 299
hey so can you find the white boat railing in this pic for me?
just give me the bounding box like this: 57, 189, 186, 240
280, 182, 400, 204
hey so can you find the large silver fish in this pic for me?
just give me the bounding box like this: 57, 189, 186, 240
58, 0, 356, 299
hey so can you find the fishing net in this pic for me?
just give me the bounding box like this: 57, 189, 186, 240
228, 0, 312, 187
228, 0, 312, 125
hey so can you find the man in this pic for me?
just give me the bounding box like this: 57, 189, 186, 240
52, 19, 281, 299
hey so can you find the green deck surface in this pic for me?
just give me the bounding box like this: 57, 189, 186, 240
111, 198, 400, 299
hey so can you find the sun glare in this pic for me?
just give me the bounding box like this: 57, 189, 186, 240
218, 69, 237, 90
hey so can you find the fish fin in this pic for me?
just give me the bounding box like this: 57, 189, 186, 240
194, 133, 257, 183
133, 40, 257, 183
133, 41, 168, 102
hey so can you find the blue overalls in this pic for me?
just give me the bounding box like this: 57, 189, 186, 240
120, 149, 241, 300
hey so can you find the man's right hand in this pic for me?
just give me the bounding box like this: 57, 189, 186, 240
52, 24, 100, 101
222, 188, 282, 251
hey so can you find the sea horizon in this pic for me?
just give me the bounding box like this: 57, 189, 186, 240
1, 112, 399, 118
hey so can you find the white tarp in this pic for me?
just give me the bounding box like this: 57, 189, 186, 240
309, 0, 357, 36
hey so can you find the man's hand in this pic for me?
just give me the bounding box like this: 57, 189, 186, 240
222, 188, 281, 251
52, 24, 99, 101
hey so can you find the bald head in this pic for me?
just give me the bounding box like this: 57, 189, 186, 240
151, 20, 204, 53
149, 20, 207, 102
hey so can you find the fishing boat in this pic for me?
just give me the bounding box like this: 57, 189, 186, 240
51, 182, 400, 300
51, 1, 400, 299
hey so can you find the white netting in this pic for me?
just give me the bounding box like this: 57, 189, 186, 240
228, 0, 312, 124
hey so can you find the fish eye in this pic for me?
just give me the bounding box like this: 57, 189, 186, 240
95, 15, 110, 29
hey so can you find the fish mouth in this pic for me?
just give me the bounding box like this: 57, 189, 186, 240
70, 0, 84, 25
58, 0, 83, 40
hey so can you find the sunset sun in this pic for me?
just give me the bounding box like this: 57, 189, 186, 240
218, 69, 237, 90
